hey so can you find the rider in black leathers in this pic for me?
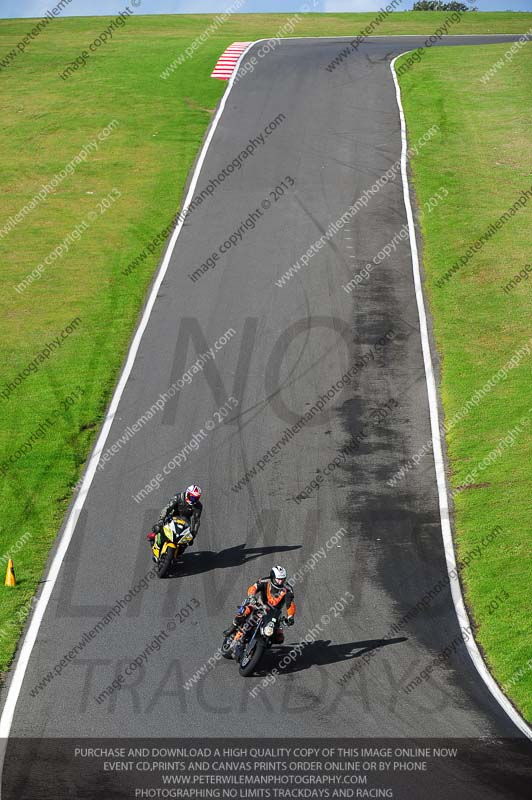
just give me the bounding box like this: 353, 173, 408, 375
147, 484, 202, 548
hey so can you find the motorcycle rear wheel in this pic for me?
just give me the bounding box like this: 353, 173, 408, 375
238, 641, 265, 677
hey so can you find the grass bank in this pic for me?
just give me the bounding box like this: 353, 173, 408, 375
397, 42, 532, 720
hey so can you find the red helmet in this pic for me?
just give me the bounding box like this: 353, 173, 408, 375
185, 484, 202, 505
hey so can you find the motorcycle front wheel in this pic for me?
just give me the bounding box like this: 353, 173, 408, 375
157, 548, 174, 578
221, 636, 234, 660
238, 641, 265, 677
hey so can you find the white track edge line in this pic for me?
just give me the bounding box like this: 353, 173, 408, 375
0, 40, 258, 746
238, 34, 526, 39
390, 52, 532, 740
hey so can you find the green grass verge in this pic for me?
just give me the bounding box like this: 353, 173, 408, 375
397, 43, 532, 720
0, 10, 530, 721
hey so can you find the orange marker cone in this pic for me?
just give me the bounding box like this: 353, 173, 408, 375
5, 558, 16, 587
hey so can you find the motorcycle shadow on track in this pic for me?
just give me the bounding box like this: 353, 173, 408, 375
165, 542, 302, 579
252, 637, 408, 676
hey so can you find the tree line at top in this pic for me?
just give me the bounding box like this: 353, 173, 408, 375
412, 1, 478, 11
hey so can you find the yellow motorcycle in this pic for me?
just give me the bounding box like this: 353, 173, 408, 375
151, 516, 194, 578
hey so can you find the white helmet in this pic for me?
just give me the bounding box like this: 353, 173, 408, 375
270, 565, 287, 591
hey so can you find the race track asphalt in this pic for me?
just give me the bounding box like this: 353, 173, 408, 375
2, 34, 531, 799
